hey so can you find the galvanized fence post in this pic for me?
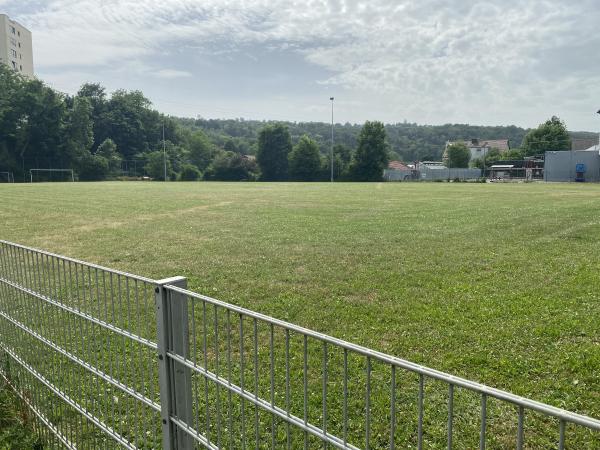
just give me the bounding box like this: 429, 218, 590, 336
155, 276, 194, 450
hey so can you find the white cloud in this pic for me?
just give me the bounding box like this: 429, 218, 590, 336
153, 69, 193, 79
10, 0, 600, 128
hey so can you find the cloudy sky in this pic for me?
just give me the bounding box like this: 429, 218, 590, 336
4, 0, 600, 130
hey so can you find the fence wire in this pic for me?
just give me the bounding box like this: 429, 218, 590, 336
1, 240, 600, 449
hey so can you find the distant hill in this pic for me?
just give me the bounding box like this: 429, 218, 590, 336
174, 117, 598, 162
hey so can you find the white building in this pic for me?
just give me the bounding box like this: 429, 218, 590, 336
0, 14, 34, 77
444, 138, 510, 162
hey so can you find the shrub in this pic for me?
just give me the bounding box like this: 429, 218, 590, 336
179, 164, 201, 181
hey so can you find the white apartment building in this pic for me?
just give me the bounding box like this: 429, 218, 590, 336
0, 14, 34, 77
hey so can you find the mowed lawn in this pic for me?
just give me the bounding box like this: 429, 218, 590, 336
1, 181, 600, 421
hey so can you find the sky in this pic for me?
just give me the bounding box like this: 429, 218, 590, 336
3, 0, 600, 130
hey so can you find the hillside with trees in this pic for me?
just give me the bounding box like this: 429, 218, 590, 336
1, 66, 596, 182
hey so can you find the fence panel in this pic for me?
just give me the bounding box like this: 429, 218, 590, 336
1, 239, 600, 449
162, 285, 600, 450
0, 240, 162, 449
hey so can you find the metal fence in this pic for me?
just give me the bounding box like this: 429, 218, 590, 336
384, 168, 482, 182
1, 240, 599, 449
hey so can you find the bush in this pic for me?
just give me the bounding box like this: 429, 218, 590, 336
204, 152, 259, 181
77, 153, 109, 181
144, 151, 173, 181
179, 164, 201, 181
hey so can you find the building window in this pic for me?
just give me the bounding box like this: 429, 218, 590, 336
10, 38, 16, 46
20, 65, 22, 71
10, 26, 15, 34
11, 61, 16, 69
17, 31, 20, 37
11, 49, 17, 58
18, 42, 21, 48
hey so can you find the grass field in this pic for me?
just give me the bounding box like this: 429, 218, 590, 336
1, 181, 600, 446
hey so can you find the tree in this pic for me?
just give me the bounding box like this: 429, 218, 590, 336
188, 130, 215, 171
324, 144, 353, 180
204, 151, 259, 181
445, 142, 470, 168
348, 121, 389, 181
96, 138, 121, 174
144, 151, 172, 180
522, 116, 571, 156
179, 163, 201, 181
78, 153, 109, 181
501, 148, 525, 160
256, 124, 292, 181
288, 135, 321, 181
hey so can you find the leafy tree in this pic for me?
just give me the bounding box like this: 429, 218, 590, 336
501, 148, 525, 160
204, 151, 259, 181
348, 121, 389, 181
188, 130, 215, 171
144, 151, 172, 180
65, 96, 94, 160
288, 135, 321, 181
256, 124, 292, 181
96, 138, 121, 174
446, 142, 470, 168
323, 143, 353, 180
522, 116, 571, 156
78, 153, 109, 181
223, 139, 238, 153
179, 163, 201, 181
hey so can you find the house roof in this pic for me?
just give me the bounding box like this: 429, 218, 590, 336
572, 138, 599, 151
388, 161, 410, 170
448, 139, 510, 151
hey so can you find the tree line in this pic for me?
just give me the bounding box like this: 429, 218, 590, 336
1, 66, 590, 182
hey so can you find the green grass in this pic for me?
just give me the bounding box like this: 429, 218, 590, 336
1, 181, 600, 447
0, 380, 41, 449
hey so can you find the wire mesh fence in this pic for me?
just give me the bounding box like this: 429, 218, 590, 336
1, 239, 599, 449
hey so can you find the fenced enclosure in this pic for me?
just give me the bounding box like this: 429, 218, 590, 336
1, 240, 599, 449
384, 168, 482, 182
30, 169, 75, 183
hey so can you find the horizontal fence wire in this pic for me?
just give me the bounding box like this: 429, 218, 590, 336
0, 239, 600, 449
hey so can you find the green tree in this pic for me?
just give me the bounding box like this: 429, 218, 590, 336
204, 152, 259, 181
188, 130, 215, 171
288, 135, 321, 181
446, 142, 470, 168
144, 151, 172, 180
179, 163, 201, 181
256, 124, 292, 181
500, 148, 525, 160
78, 153, 109, 181
95, 138, 121, 174
522, 116, 571, 156
348, 121, 389, 181
324, 144, 353, 180
66, 96, 94, 159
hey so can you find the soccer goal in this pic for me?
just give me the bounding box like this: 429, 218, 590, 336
30, 169, 75, 183
0, 172, 14, 183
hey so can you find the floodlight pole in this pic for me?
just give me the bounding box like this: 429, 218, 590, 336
163, 122, 167, 182
597, 110, 600, 148
330, 97, 334, 183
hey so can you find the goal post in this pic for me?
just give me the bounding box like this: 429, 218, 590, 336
0, 172, 14, 183
30, 169, 75, 183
